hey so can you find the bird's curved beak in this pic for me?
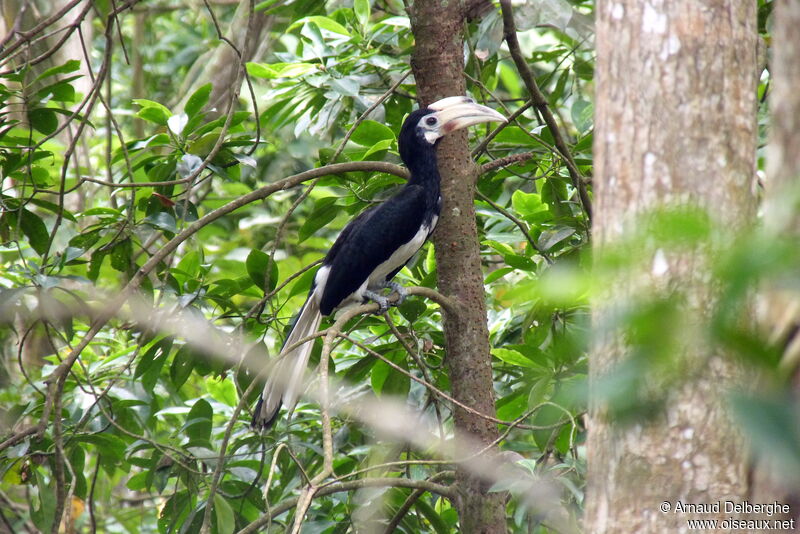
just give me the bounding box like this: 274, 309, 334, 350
429, 96, 507, 134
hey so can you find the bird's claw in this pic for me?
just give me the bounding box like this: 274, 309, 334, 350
384, 281, 407, 306
363, 290, 390, 315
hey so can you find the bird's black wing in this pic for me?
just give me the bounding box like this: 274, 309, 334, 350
318, 184, 430, 315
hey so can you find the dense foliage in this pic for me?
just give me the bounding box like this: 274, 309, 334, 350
0, 0, 794, 533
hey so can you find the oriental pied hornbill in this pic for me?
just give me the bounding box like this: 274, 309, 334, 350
253, 96, 505, 429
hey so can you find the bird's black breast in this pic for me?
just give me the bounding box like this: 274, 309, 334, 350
317, 184, 438, 316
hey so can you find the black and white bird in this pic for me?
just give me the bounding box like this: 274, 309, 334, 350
253, 96, 505, 429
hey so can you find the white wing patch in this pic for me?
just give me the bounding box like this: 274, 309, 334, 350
367, 223, 431, 289
312, 265, 331, 304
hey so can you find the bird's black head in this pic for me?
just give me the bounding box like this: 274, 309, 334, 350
398, 96, 506, 168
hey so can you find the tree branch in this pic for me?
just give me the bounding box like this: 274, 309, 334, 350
236, 478, 455, 534
499, 0, 593, 223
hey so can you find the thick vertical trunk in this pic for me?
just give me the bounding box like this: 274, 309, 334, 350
753, 0, 800, 519
587, 2, 758, 532
408, 2, 506, 532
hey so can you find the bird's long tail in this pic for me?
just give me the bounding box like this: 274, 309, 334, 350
253, 293, 322, 429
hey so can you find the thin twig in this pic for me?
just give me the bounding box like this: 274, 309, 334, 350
499, 0, 592, 223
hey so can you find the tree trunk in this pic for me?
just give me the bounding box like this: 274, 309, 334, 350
408, 2, 506, 532
586, 2, 758, 532
752, 0, 800, 519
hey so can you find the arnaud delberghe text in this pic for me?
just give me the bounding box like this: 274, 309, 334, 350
674, 501, 790, 516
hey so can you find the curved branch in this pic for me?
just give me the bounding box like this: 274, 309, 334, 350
236, 478, 455, 534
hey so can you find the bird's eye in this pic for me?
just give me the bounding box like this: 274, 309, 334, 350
425, 116, 438, 126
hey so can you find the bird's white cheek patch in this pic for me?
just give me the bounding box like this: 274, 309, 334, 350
424, 130, 440, 144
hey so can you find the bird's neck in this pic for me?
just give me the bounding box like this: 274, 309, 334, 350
405, 150, 441, 200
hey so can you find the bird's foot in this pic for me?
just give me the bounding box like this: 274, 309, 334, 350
363, 289, 390, 314
383, 281, 407, 306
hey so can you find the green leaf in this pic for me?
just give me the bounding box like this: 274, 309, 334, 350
28, 198, 76, 221
414, 498, 450, 534
69, 445, 87, 499
354, 0, 371, 27
496, 390, 528, 421
371, 351, 409, 397
329, 77, 360, 97
376, 16, 410, 28
485, 267, 514, 284
176, 250, 202, 279
246, 249, 279, 292
208, 378, 237, 407
184, 83, 212, 118
145, 210, 177, 233
187, 131, 221, 156
184, 398, 213, 444
88, 249, 107, 282
570, 98, 593, 133
109, 238, 132, 272
126, 471, 148, 491
298, 197, 339, 243
344, 355, 377, 383
18, 209, 49, 256
49, 107, 95, 129
158, 491, 192, 533
512, 190, 544, 216
28, 108, 59, 135
170, 345, 196, 389
34, 59, 80, 83
278, 62, 317, 77
137, 106, 170, 126
538, 225, 576, 251
135, 337, 173, 392
214, 494, 235, 534
35, 77, 80, 102
350, 119, 395, 146
81, 207, 124, 218
245, 62, 278, 79
246, 62, 317, 79
491, 347, 537, 367
255, 0, 282, 11
134, 99, 171, 125
175, 200, 198, 222
30, 470, 55, 532
503, 252, 536, 271
363, 138, 393, 158
295, 16, 351, 36
399, 298, 426, 322
28, 166, 54, 188
77, 434, 126, 465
